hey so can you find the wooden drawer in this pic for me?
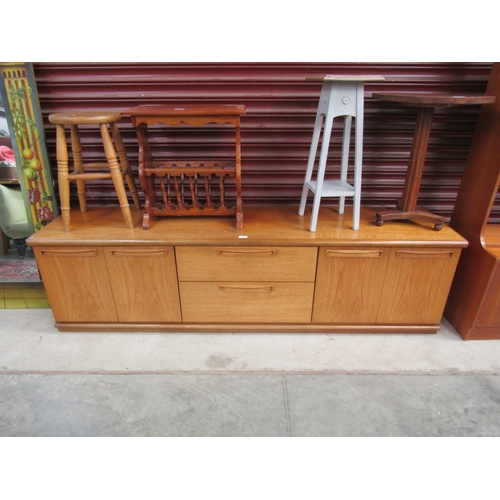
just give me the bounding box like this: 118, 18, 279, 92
176, 246, 317, 282
180, 281, 315, 323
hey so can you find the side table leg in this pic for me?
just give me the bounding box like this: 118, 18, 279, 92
235, 120, 243, 229
400, 107, 435, 211
376, 106, 444, 230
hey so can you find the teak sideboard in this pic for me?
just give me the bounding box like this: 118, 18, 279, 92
28, 205, 467, 334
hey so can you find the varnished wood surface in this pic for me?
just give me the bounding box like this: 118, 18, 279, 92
104, 246, 182, 323
482, 224, 500, 249
374, 92, 495, 231
444, 63, 500, 340
377, 247, 461, 325
54, 321, 442, 334
125, 104, 244, 230
473, 261, 500, 329
176, 246, 317, 282
123, 105, 246, 127
122, 104, 246, 116
373, 93, 496, 108
27, 205, 468, 248
31, 205, 466, 334
313, 247, 390, 324
307, 75, 385, 83
33, 246, 118, 323
180, 281, 315, 324
48, 112, 122, 124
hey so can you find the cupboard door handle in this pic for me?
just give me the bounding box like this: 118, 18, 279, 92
219, 285, 275, 292
217, 249, 276, 257
40, 249, 98, 258
110, 250, 169, 257
325, 249, 383, 258
396, 250, 454, 259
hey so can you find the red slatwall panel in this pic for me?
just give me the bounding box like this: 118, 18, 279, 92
32, 62, 498, 222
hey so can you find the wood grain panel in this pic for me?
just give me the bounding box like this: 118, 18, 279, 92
179, 281, 314, 323
378, 247, 461, 325
474, 261, 500, 327
313, 247, 390, 323
104, 246, 181, 322
34, 246, 117, 322
176, 246, 317, 282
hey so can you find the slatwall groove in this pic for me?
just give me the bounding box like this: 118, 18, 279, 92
32, 62, 498, 221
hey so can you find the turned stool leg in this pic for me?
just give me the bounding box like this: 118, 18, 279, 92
100, 123, 134, 229
55, 124, 71, 232
70, 124, 87, 212
110, 122, 141, 209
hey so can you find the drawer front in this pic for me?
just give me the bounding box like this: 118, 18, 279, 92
176, 246, 317, 282
180, 282, 314, 323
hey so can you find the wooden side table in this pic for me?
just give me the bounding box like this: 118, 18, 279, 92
373, 93, 495, 230
122, 104, 246, 230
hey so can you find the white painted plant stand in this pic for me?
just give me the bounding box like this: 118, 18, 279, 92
298, 75, 384, 231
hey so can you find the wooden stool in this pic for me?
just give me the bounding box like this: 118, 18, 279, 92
48, 111, 141, 232
299, 75, 384, 231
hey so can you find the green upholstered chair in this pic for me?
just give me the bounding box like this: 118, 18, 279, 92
0, 184, 31, 258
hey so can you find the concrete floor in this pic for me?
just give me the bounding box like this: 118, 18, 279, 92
2, 307, 500, 437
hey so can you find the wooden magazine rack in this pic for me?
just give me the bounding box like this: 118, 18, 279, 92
123, 104, 245, 230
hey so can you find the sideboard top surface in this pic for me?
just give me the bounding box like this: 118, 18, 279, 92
27, 205, 468, 248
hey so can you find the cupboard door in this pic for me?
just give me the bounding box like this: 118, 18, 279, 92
34, 246, 117, 322
104, 246, 182, 322
312, 247, 390, 323
377, 247, 461, 325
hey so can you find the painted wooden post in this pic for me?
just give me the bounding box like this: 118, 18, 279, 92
0, 62, 59, 233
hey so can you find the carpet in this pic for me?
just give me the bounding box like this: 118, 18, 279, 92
0, 260, 41, 282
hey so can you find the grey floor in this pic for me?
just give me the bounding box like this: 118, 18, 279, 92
2, 307, 500, 437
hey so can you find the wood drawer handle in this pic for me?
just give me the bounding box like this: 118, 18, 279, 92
110, 250, 169, 257
325, 249, 384, 258
219, 285, 275, 292
217, 249, 276, 257
40, 249, 98, 258
396, 250, 454, 259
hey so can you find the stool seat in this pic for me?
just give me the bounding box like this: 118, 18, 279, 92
48, 111, 122, 125
49, 111, 141, 232
299, 75, 384, 232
